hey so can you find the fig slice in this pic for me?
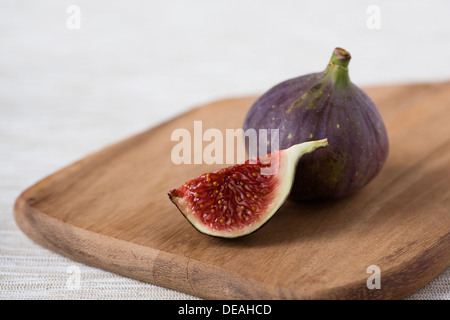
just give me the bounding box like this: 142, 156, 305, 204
168, 139, 328, 238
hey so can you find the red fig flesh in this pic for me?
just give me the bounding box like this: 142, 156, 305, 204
169, 139, 328, 238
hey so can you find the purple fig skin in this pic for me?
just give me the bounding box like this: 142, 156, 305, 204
243, 48, 389, 201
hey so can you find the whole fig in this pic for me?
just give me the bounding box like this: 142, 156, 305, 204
243, 48, 389, 201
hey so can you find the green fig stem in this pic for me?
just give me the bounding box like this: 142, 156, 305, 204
325, 47, 351, 87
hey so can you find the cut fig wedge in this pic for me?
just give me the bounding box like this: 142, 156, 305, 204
168, 139, 328, 238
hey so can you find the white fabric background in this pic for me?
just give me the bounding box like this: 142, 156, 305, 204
1, 0, 449, 300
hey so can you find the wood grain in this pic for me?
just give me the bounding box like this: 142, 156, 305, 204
14, 81, 450, 299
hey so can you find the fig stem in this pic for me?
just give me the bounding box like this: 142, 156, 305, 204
330, 48, 351, 69
325, 47, 351, 86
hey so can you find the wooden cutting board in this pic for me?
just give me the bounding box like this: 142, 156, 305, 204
14, 81, 450, 300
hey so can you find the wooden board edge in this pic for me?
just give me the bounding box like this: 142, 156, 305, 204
13, 192, 284, 299
14, 192, 450, 300
13, 95, 258, 202
13, 192, 192, 297
316, 233, 450, 300
11, 85, 450, 300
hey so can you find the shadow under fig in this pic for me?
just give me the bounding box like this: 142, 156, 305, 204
211, 157, 450, 249
208, 191, 365, 249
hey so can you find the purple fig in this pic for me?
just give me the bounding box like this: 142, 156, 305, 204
243, 48, 389, 200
